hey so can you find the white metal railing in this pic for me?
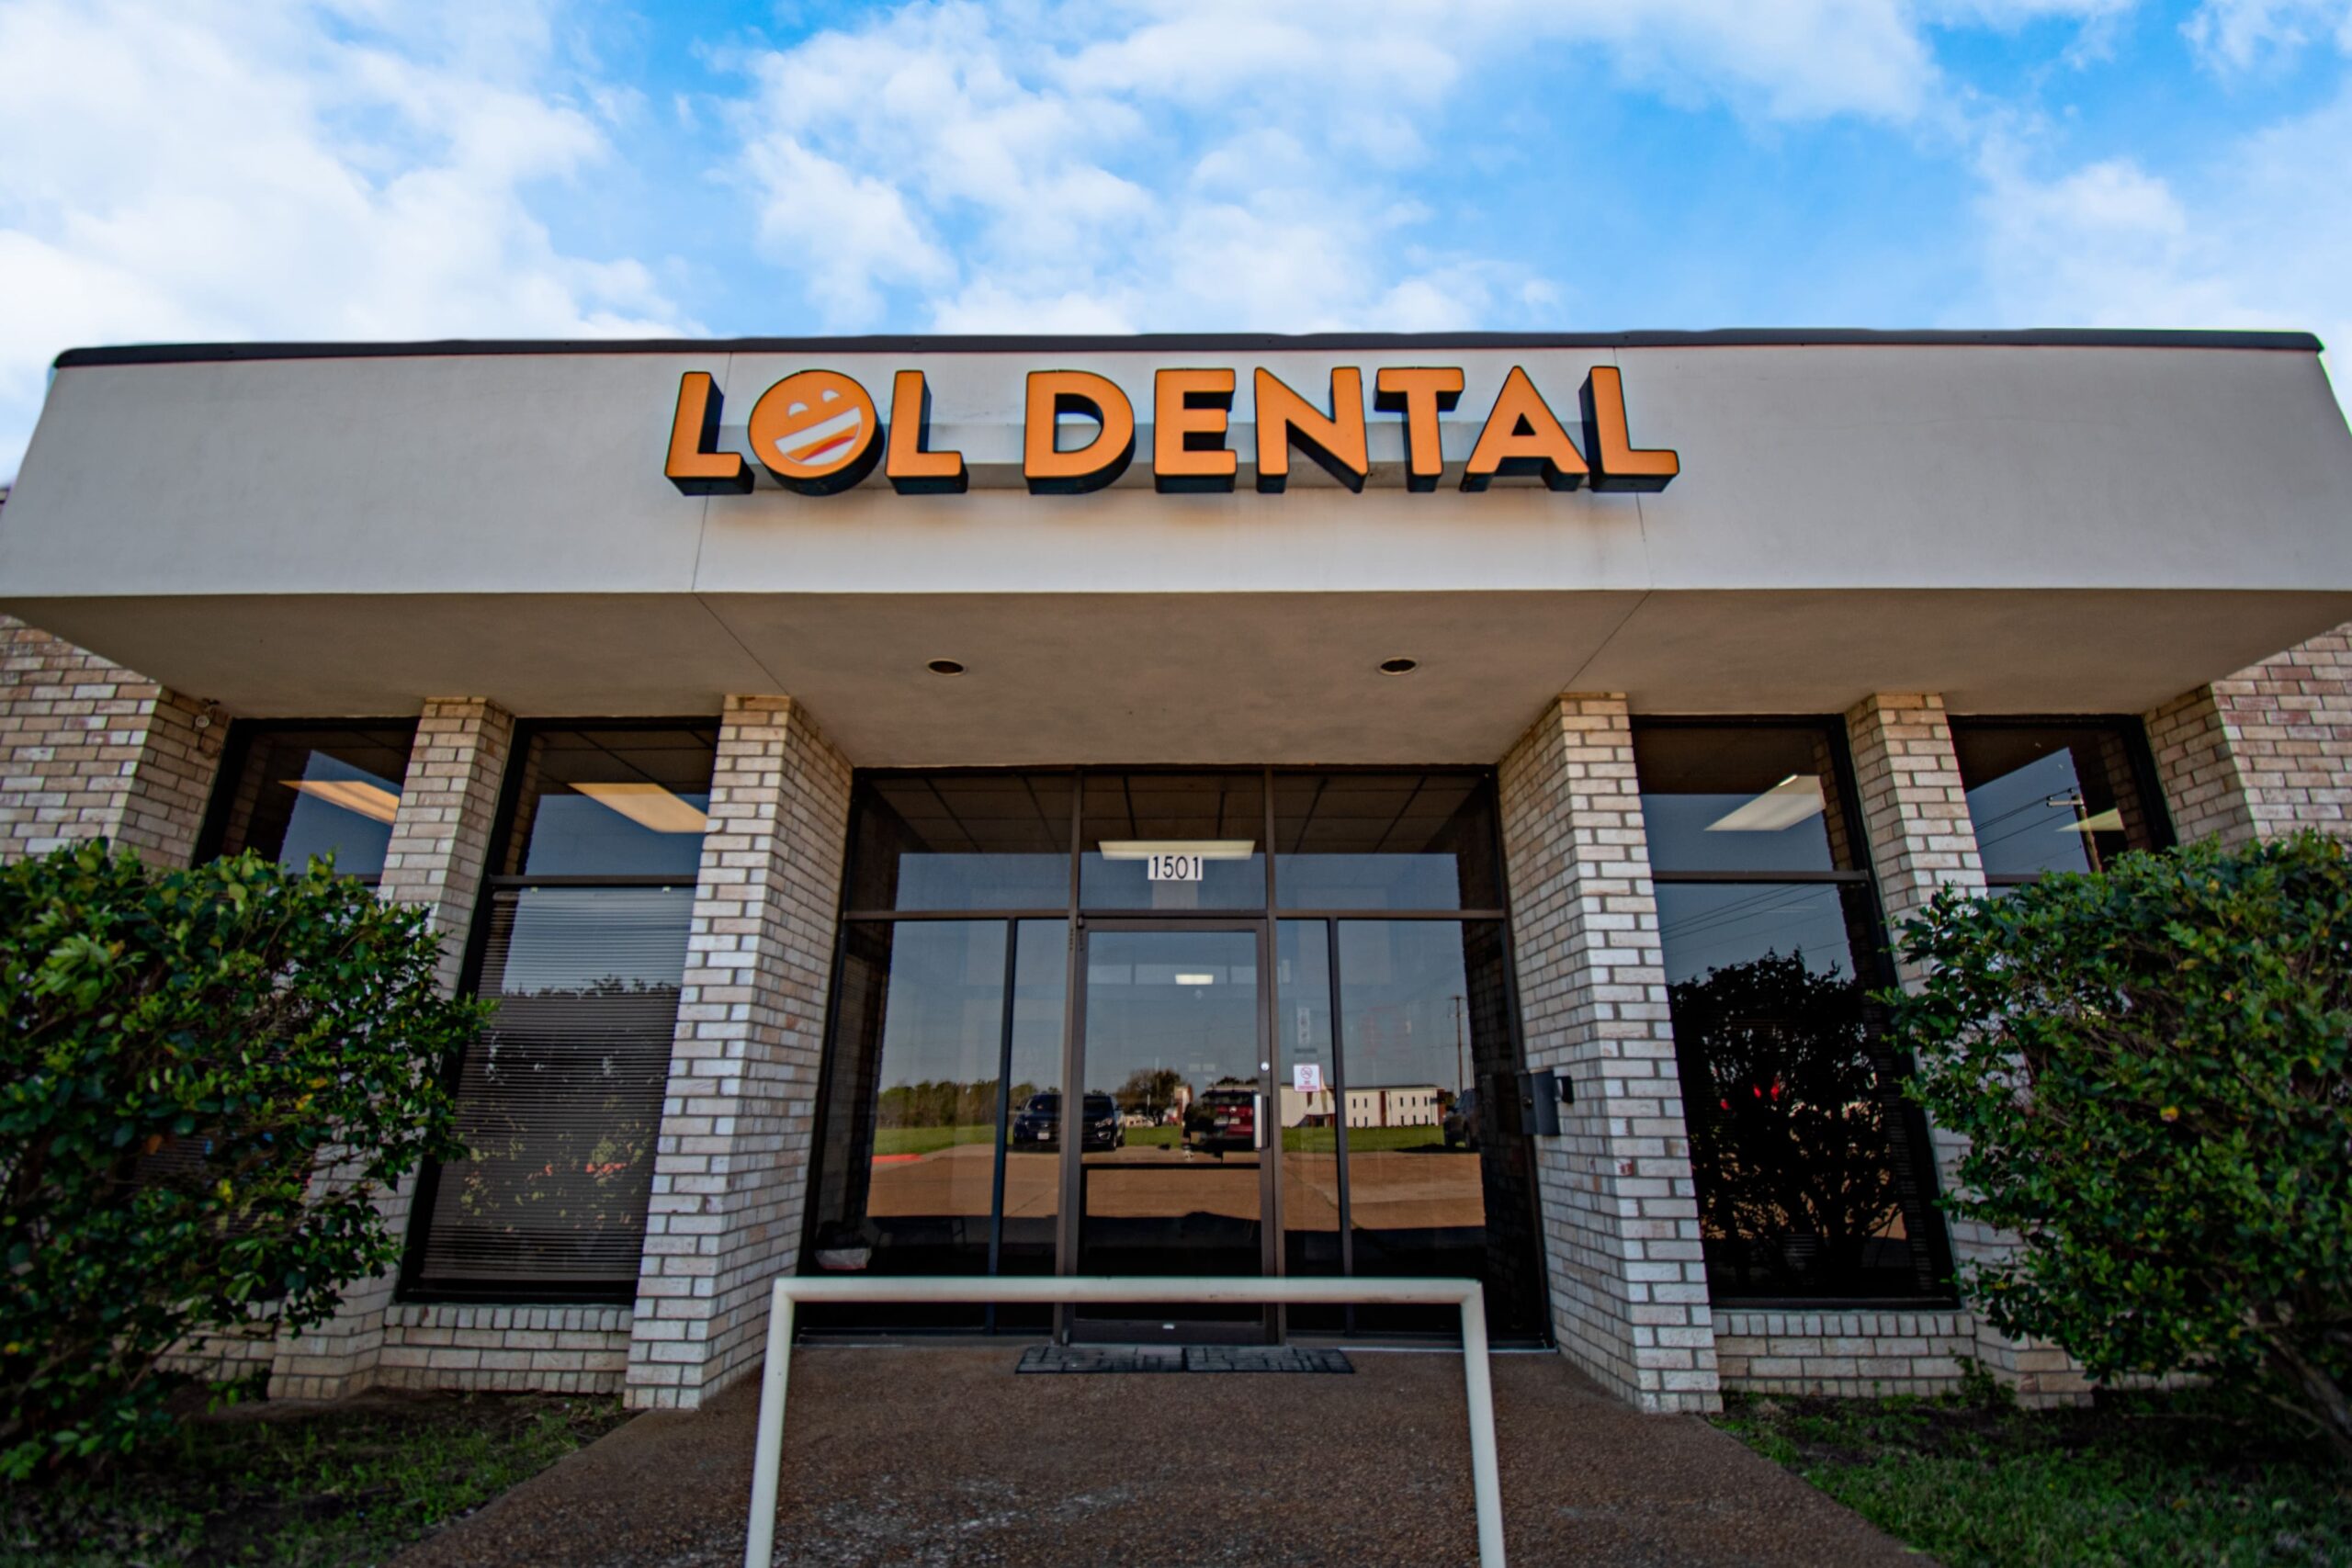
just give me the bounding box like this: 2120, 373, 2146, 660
742, 1274, 1508, 1568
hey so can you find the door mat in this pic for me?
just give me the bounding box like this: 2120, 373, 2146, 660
1015, 1346, 1353, 1375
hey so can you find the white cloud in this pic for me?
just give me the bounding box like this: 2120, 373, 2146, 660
2184, 0, 2352, 71
1971, 88, 2352, 373
725, 0, 2167, 340
0, 0, 687, 479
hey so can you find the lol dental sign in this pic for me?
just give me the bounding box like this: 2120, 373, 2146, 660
662, 364, 1678, 497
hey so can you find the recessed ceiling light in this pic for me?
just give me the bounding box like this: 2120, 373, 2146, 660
926, 659, 966, 676
1377, 657, 1419, 675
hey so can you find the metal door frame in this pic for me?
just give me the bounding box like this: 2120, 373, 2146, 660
1056, 915, 1279, 1341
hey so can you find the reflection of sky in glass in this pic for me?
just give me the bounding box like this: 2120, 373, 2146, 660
1276, 853, 1461, 909
1642, 790, 1837, 874
1965, 750, 2095, 878
1655, 883, 1855, 987
1081, 930, 1260, 1096
1338, 921, 1472, 1096
491, 887, 695, 996
277, 752, 399, 876
1008, 920, 1068, 1098
523, 793, 711, 877
891, 853, 1069, 909
876, 921, 1007, 1091
1080, 852, 1266, 910
1277, 921, 1335, 1072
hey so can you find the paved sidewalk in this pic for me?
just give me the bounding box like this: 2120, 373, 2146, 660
394, 1348, 1927, 1567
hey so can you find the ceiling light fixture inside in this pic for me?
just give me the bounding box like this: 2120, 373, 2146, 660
574, 781, 710, 834
1705, 774, 1826, 833
1097, 840, 1257, 861
282, 777, 401, 825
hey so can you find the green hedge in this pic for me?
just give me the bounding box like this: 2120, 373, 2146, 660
0, 842, 482, 1477
1889, 831, 2352, 1463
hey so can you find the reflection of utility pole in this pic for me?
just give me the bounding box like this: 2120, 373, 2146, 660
1450, 994, 1466, 1098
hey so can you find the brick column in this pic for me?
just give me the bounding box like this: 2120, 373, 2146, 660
627, 696, 851, 1410
1844, 693, 2086, 1403
2143, 626, 2352, 846
1498, 694, 1718, 1414
0, 615, 223, 866
270, 699, 514, 1399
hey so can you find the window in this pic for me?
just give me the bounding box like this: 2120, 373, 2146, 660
803, 918, 1069, 1330
1636, 722, 1951, 1303
1951, 720, 2169, 885
199, 722, 418, 884
808, 768, 1546, 1340
403, 724, 717, 1302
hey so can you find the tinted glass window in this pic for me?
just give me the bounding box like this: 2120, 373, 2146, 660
801, 918, 1067, 1329
1658, 882, 1946, 1300
1952, 723, 2164, 880
1637, 720, 1949, 1303
1080, 771, 1266, 910
208, 724, 417, 882
412, 886, 691, 1294
1635, 726, 1854, 874
845, 773, 1072, 910
1273, 772, 1501, 909
503, 727, 718, 878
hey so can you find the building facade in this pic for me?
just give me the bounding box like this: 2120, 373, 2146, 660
2, 331, 2348, 1416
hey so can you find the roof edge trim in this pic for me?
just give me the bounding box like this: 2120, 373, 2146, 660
51, 326, 2327, 369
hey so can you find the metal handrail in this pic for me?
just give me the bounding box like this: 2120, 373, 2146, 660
742, 1274, 1507, 1567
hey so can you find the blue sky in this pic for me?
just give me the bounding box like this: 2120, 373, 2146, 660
2, 0, 2348, 479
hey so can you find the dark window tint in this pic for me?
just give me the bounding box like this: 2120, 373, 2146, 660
1080, 771, 1266, 910
1635, 725, 1855, 874
845, 773, 1072, 910
412, 886, 692, 1295
207, 724, 416, 882
1657, 882, 1946, 1300
801, 919, 1067, 1330
1951, 723, 2165, 881
502, 727, 718, 878
1273, 772, 1501, 909
1334, 919, 1526, 1332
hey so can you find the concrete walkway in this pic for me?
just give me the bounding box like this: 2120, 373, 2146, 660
394, 1348, 1927, 1567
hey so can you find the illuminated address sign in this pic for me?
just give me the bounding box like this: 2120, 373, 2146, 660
663, 365, 1678, 497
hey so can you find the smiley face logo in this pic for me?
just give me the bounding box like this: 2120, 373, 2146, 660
747, 369, 882, 493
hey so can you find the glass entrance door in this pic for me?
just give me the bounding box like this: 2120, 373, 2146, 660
1067, 923, 1271, 1339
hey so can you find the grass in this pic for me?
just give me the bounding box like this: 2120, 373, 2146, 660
1715, 1375, 2352, 1567
871, 1123, 995, 1156
875, 1123, 1469, 1156
1281, 1125, 1455, 1154
0, 1391, 626, 1567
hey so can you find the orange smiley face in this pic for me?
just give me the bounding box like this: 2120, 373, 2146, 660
747, 369, 882, 492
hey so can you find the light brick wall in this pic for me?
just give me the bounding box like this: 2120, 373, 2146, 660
626, 696, 852, 1410
0, 615, 223, 866
1842, 693, 2087, 1404
270, 700, 514, 1400
2146, 629, 2352, 846
1843, 694, 1984, 942
1713, 1309, 1976, 1397
378, 700, 518, 989
379, 1304, 632, 1395
1498, 694, 1720, 1414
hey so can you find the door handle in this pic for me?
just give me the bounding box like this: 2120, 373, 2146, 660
1254, 1091, 1267, 1151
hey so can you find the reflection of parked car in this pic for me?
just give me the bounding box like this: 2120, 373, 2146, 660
1193, 1089, 1258, 1155
1011, 1092, 1124, 1149
1443, 1089, 1481, 1152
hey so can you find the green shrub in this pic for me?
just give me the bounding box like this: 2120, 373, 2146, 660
0, 842, 482, 1478
1888, 831, 2352, 1463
